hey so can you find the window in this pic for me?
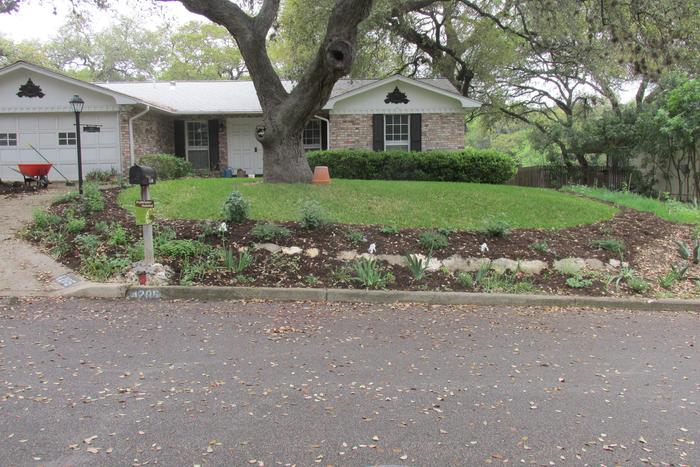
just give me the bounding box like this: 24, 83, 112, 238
58, 132, 76, 145
186, 121, 210, 170
186, 121, 209, 149
0, 133, 17, 146
303, 120, 322, 152
384, 114, 409, 151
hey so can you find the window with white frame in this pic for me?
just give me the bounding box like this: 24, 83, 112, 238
302, 120, 322, 151
384, 114, 409, 151
0, 133, 17, 146
186, 121, 209, 149
58, 132, 76, 145
185, 121, 210, 169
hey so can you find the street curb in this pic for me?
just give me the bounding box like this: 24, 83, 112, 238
56, 284, 700, 312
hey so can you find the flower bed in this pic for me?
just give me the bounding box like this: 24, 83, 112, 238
24, 187, 699, 298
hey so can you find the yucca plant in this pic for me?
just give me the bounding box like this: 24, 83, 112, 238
352, 257, 391, 289
224, 248, 254, 273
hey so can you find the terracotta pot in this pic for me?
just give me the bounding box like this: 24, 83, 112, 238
312, 166, 331, 184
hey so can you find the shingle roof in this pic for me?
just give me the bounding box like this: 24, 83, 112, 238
99, 77, 461, 114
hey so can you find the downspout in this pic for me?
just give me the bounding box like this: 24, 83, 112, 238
314, 115, 330, 150
129, 105, 151, 166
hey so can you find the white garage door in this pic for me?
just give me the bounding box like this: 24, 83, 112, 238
0, 111, 120, 183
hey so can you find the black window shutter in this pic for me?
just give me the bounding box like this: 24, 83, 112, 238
320, 120, 328, 150
174, 120, 186, 158
372, 114, 384, 151
208, 119, 219, 171
410, 114, 422, 152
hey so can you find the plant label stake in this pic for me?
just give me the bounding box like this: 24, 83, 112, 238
129, 165, 157, 266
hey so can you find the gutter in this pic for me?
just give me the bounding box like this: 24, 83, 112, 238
128, 105, 151, 166
314, 115, 331, 150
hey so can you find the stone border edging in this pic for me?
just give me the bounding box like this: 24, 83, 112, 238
56, 283, 700, 312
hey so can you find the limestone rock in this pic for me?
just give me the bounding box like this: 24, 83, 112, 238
491, 258, 519, 274
553, 257, 587, 275
608, 258, 629, 268
376, 254, 405, 266
442, 255, 491, 273
281, 246, 303, 256
304, 248, 320, 258
336, 250, 358, 261
518, 260, 548, 276
254, 243, 281, 254
124, 261, 173, 286
584, 258, 606, 271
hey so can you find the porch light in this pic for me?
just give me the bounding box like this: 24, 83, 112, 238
69, 94, 85, 194
69, 94, 85, 113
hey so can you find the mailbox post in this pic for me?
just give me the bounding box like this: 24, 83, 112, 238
129, 165, 156, 265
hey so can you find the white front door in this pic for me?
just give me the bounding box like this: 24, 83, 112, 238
226, 117, 263, 175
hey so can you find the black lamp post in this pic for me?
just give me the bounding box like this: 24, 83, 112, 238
69, 94, 85, 194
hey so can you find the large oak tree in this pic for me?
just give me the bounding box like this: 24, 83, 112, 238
160, 0, 374, 183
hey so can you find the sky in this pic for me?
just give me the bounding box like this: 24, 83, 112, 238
0, 0, 201, 41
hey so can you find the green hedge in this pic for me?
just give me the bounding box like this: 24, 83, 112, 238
139, 153, 193, 180
306, 149, 517, 183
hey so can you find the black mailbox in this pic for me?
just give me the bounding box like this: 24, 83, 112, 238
129, 164, 157, 186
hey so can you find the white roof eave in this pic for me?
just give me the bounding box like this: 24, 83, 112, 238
323, 74, 481, 110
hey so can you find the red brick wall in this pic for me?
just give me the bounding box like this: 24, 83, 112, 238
328, 112, 464, 151
421, 113, 465, 151
329, 114, 373, 150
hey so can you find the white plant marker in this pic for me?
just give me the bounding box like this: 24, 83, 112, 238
480, 243, 489, 253
368, 243, 377, 255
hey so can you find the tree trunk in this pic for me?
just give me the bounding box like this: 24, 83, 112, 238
261, 129, 312, 183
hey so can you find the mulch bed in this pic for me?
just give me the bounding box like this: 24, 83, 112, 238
37, 188, 696, 297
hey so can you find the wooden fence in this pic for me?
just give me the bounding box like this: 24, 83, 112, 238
506, 165, 635, 190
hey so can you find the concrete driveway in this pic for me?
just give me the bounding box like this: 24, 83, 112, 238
0, 185, 75, 296
0, 298, 697, 466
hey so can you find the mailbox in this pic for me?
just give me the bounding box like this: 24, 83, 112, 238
129, 164, 157, 186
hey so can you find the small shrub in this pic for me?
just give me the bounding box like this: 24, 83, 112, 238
566, 274, 593, 289
418, 231, 449, 250
437, 227, 456, 237
404, 254, 429, 280
299, 200, 330, 229
65, 217, 87, 234
345, 229, 365, 244
481, 272, 535, 294
608, 266, 646, 291
80, 254, 130, 281
305, 274, 319, 286
86, 168, 118, 183
94, 220, 110, 236
139, 153, 193, 180
352, 257, 393, 289
222, 191, 250, 223
457, 272, 474, 289
79, 182, 105, 214
159, 239, 207, 258
627, 275, 650, 293
590, 238, 625, 255
107, 223, 129, 246
530, 241, 549, 254
380, 225, 401, 235
32, 210, 61, 231
482, 218, 511, 237
250, 223, 292, 242
74, 234, 101, 252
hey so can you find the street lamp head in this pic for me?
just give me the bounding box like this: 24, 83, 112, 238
69, 94, 84, 113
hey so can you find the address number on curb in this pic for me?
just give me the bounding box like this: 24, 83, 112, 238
128, 289, 162, 299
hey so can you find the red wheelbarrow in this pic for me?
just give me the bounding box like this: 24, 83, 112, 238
16, 163, 52, 188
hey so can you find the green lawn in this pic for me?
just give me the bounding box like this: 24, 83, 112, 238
564, 185, 700, 224
118, 178, 617, 229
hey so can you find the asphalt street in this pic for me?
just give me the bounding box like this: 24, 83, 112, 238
0, 297, 697, 466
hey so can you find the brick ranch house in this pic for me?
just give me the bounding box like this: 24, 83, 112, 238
0, 61, 480, 181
